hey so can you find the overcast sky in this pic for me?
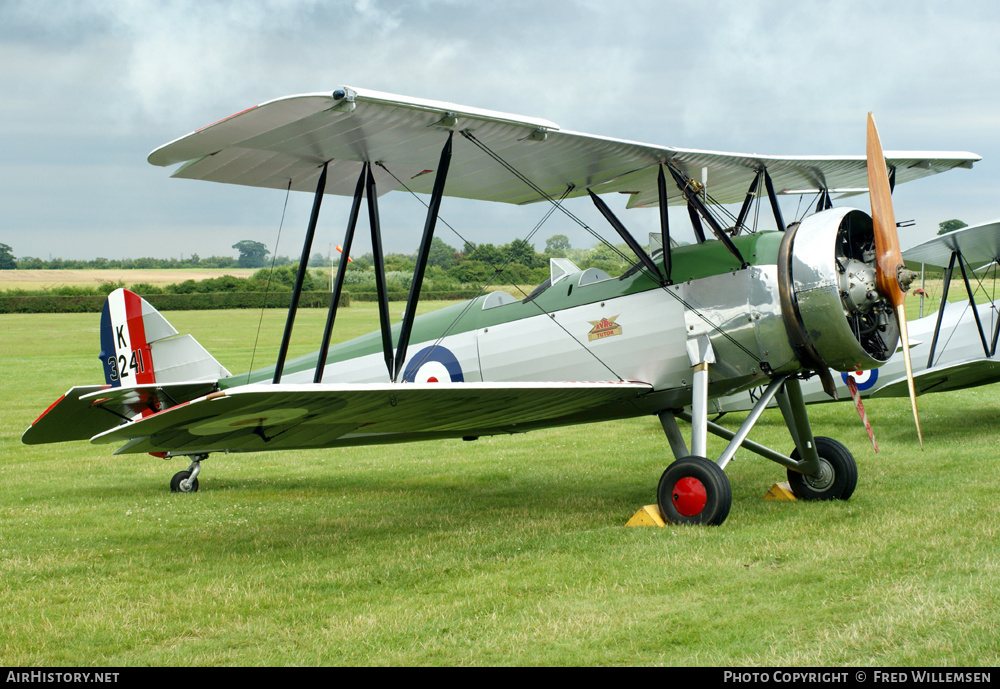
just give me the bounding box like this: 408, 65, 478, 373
3, 0, 998, 261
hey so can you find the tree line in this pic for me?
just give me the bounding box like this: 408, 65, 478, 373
0, 235, 637, 295
0, 240, 298, 271
3, 216, 973, 274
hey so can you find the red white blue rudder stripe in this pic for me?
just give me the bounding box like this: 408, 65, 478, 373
99, 289, 173, 387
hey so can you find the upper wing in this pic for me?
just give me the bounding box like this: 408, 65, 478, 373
148, 86, 980, 209
903, 219, 1000, 268
91, 380, 653, 455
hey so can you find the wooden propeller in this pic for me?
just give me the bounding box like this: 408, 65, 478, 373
867, 113, 923, 449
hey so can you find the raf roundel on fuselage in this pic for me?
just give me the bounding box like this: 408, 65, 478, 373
401, 346, 465, 383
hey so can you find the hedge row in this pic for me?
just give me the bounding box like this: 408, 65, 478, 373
0, 291, 347, 314
349, 290, 482, 302
0, 289, 483, 314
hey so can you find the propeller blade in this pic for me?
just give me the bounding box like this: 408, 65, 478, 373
867, 113, 923, 448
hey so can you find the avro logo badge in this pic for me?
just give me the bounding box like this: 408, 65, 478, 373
588, 315, 622, 342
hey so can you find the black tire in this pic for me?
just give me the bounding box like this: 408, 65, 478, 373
170, 470, 199, 493
787, 436, 857, 501
657, 456, 732, 526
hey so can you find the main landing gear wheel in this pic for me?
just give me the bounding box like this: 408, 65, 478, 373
657, 456, 732, 526
170, 470, 199, 493
787, 436, 857, 501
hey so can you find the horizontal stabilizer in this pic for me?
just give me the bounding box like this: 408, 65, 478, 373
25, 289, 231, 446
91, 380, 653, 455
23, 381, 225, 445
23, 385, 116, 445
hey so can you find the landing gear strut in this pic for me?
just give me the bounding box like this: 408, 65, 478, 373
170, 454, 207, 493
787, 436, 857, 501
655, 372, 858, 526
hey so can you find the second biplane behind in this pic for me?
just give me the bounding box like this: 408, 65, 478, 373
716, 218, 1000, 423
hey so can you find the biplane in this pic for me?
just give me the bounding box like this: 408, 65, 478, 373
22, 87, 981, 525
716, 218, 1000, 416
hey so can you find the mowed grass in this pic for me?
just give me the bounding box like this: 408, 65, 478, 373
2, 303, 998, 666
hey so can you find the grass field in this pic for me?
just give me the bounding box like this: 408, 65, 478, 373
2, 303, 998, 666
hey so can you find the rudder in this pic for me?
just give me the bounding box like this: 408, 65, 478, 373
99, 288, 229, 387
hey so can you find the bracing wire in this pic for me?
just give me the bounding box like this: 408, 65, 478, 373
460, 131, 640, 268
459, 130, 763, 367
935, 253, 996, 359
793, 194, 805, 224
247, 181, 292, 383
377, 161, 625, 380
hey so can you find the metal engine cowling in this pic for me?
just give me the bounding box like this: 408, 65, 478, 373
778, 207, 899, 373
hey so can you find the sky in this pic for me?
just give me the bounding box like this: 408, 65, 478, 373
2, 0, 999, 262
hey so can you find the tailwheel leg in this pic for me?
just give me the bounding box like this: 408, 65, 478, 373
170, 454, 207, 493
657, 456, 732, 526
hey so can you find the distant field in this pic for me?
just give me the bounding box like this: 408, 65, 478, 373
0, 268, 257, 290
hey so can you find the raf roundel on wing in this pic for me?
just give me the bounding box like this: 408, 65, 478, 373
842, 368, 879, 391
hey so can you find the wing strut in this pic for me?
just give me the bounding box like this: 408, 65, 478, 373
367, 165, 395, 379
686, 203, 706, 243
815, 188, 833, 213
956, 249, 993, 358
992, 269, 1000, 357
656, 165, 673, 284
394, 133, 454, 381
993, 291, 1000, 358
926, 251, 956, 368
763, 169, 786, 231
314, 163, 368, 383
926, 247, 997, 368
587, 190, 664, 285
274, 161, 329, 384
666, 163, 746, 267
734, 170, 762, 235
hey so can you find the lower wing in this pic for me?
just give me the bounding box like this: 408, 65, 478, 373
870, 359, 1000, 397
90, 381, 653, 455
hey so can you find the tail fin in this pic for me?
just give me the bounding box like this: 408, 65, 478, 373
99, 288, 230, 387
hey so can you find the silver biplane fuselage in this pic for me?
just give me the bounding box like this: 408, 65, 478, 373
254, 208, 894, 411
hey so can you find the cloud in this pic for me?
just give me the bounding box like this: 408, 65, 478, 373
2, 0, 998, 259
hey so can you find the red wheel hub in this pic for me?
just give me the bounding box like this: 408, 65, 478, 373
672, 477, 707, 516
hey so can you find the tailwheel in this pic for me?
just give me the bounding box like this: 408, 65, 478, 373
169, 454, 206, 493
657, 456, 732, 526
787, 436, 857, 501
170, 470, 199, 493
